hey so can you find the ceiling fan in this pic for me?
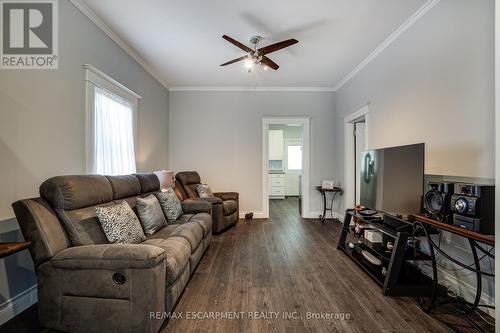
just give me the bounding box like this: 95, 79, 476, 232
220, 35, 298, 72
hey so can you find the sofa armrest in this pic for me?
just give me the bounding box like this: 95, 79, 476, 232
51, 244, 165, 270
214, 192, 239, 201
181, 199, 212, 214
197, 196, 223, 205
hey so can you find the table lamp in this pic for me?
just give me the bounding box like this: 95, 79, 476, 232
154, 170, 175, 191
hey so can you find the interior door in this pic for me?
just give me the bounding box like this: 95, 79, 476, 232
354, 122, 366, 205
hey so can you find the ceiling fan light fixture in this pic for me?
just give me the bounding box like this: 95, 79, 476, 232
244, 58, 254, 70
221, 34, 297, 71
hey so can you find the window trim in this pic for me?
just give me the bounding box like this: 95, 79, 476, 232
84, 64, 142, 174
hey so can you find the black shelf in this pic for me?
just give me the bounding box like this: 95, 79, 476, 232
338, 243, 384, 286
337, 210, 438, 297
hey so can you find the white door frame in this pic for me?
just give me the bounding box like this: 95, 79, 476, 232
344, 104, 370, 210
263, 116, 310, 218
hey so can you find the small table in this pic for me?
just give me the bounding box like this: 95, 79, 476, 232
315, 186, 343, 222
0, 242, 31, 259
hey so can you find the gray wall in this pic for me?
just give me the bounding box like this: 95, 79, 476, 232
495, 0, 500, 322
0, 0, 169, 322
333, 0, 495, 310
169, 91, 335, 215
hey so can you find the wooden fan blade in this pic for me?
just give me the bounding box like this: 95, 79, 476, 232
258, 39, 298, 55
220, 56, 247, 66
222, 35, 253, 53
260, 56, 279, 70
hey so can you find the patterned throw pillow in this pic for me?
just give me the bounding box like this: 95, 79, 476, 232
95, 201, 146, 244
136, 195, 167, 236
196, 184, 214, 198
156, 188, 183, 223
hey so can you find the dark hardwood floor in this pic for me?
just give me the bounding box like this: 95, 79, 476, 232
163, 198, 494, 333
1, 198, 493, 332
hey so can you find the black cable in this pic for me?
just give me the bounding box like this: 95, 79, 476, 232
453, 308, 486, 333
414, 224, 494, 276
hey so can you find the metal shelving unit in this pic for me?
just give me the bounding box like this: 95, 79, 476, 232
337, 209, 440, 297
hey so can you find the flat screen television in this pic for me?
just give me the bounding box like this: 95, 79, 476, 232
360, 143, 424, 215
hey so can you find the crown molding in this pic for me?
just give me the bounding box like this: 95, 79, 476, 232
71, 0, 440, 93
169, 86, 336, 92
332, 0, 441, 92
70, 0, 170, 90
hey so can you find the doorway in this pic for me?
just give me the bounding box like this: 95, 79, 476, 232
262, 117, 310, 219
344, 105, 370, 210
354, 121, 366, 204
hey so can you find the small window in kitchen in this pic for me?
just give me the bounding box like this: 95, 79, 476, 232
287, 145, 302, 170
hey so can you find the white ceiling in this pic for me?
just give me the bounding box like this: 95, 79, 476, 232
80, 0, 427, 89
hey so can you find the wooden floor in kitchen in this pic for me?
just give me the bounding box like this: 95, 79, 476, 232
163, 197, 494, 333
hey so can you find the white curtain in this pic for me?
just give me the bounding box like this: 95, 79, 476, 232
93, 86, 136, 175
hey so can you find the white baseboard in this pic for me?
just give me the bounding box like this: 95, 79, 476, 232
0, 285, 37, 325
305, 211, 343, 220
418, 264, 495, 317
239, 211, 267, 219
239, 211, 343, 220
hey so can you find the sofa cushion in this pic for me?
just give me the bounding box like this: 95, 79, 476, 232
172, 213, 211, 237
156, 189, 183, 223
95, 201, 146, 244
134, 173, 160, 193
106, 175, 141, 200
175, 172, 201, 199
189, 213, 212, 237
58, 205, 110, 245
173, 214, 195, 224
170, 223, 204, 252
136, 195, 167, 236
142, 236, 191, 286
174, 180, 188, 201
146, 224, 179, 240
40, 175, 113, 211
222, 200, 238, 215
176, 171, 201, 185
199, 197, 223, 205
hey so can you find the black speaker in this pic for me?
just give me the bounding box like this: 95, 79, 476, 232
423, 182, 454, 223
451, 183, 495, 235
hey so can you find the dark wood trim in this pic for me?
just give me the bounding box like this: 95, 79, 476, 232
415, 214, 494, 246
0, 242, 31, 259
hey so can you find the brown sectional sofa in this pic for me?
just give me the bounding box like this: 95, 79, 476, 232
12, 173, 212, 333
175, 171, 239, 234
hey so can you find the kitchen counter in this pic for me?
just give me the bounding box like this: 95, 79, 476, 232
269, 170, 285, 174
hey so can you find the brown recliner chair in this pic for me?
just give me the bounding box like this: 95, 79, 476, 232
175, 171, 239, 234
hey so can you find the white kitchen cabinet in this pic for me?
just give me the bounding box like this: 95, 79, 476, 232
268, 130, 284, 160
269, 174, 286, 199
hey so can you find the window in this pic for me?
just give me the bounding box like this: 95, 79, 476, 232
93, 87, 136, 175
287, 145, 302, 170
85, 65, 141, 175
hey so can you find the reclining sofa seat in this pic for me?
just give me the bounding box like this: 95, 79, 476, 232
175, 171, 239, 234
12, 173, 212, 333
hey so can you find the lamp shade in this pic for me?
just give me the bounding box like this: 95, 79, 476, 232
154, 170, 175, 190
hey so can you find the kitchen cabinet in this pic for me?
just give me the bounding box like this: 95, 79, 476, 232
269, 174, 286, 199
268, 130, 284, 160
